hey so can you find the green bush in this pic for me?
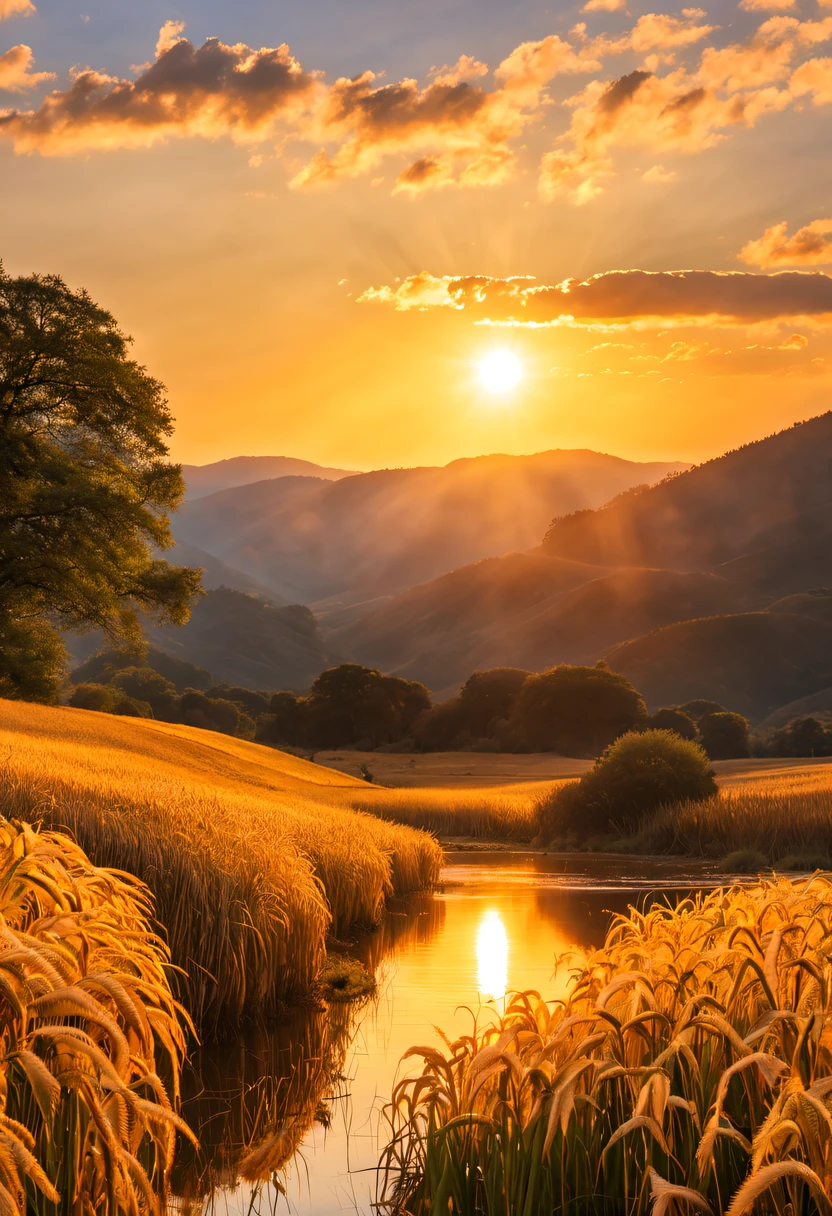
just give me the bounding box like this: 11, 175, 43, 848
537, 729, 717, 842
699, 711, 750, 760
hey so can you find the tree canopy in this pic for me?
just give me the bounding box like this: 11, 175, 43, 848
509, 662, 647, 755
0, 265, 201, 698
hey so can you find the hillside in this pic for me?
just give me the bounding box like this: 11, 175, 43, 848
0, 700, 440, 1029
543, 414, 832, 597
146, 587, 338, 690
182, 455, 355, 499
332, 558, 743, 690
606, 612, 832, 719
173, 450, 686, 603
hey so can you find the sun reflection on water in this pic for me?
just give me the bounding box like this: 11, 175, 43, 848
476, 909, 508, 1003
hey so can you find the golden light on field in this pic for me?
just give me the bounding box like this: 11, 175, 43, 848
478, 351, 522, 393
477, 909, 508, 1001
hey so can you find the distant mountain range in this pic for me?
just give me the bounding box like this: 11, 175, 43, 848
144, 419, 832, 720
172, 449, 687, 604
182, 456, 355, 500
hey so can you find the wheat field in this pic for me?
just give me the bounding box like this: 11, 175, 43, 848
381, 874, 832, 1215
0, 817, 192, 1215
0, 700, 442, 1032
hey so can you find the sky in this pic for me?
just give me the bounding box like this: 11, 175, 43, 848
1, 0, 831, 469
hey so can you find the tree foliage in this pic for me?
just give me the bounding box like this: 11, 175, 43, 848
0, 265, 201, 700
509, 662, 647, 755
698, 711, 751, 760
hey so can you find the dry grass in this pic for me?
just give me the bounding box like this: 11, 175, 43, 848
380, 874, 832, 1215
0, 700, 442, 1032
634, 778, 832, 863
349, 781, 556, 842
0, 817, 191, 1215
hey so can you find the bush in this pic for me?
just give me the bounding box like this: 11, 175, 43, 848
645, 707, 697, 740
720, 848, 768, 874
699, 711, 750, 760
457, 669, 531, 738
538, 729, 717, 842
509, 662, 647, 756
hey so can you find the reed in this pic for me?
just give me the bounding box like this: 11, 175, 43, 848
380, 875, 832, 1215
0, 701, 442, 1032
0, 818, 192, 1215
632, 782, 832, 863
349, 782, 552, 842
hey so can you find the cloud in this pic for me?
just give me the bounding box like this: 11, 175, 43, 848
590, 11, 717, 55
582, 0, 627, 12
740, 0, 795, 11
156, 19, 186, 57
358, 268, 832, 327
739, 218, 832, 266
0, 28, 321, 152
428, 55, 489, 87
642, 163, 677, 181
0, 44, 53, 91
790, 55, 832, 102
0, 0, 35, 19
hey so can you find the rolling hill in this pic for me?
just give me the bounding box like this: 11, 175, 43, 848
333, 559, 745, 691
173, 450, 687, 603
182, 455, 355, 499
146, 588, 339, 690
605, 612, 832, 719
543, 413, 832, 598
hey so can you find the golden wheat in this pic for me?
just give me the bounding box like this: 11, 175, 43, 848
0, 818, 191, 1215
0, 701, 442, 1031
348, 781, 554, 841
380, 874, 832, 1215
635, 782, 832, 861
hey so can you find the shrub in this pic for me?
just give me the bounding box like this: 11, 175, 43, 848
457, 668, 531, 737
509, 662, 647, 755
645, 707, 697, 740
699, 710, 751, 759
538, 729, 717, 841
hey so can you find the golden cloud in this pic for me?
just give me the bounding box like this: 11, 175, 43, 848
358, 268, 832, 326
0, 44, 53, 91
739, 219, 832, 267
0, 0, 35, 19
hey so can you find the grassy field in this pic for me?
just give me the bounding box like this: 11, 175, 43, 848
346, 756, 832, 846
381, 874, 832, 1215
0, 700, 442, 1032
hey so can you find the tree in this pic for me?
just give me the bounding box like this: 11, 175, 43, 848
509, 662, 647, 755
676, 699, 726, 722
698, 711, 750, 760
646, 707, 697, 740
538, 729, 717, 841
303, 664, 431, 748
110, 666, 178, 719
0, 265, 201, 701
766, 716, 832, 758
457, 668, 531, 738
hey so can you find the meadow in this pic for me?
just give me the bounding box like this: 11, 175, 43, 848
380, 873, 832, 1215
0, 700, 442, 1033
350, 758, 832, 858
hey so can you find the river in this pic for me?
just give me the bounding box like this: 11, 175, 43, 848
171, 850, 749, 1215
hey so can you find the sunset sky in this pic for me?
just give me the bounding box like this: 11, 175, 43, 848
2, 0, 831, 468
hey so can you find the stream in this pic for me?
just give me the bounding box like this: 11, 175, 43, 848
171, 851, 749, 1215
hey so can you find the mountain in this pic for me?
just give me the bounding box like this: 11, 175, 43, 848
167, 538, 286, 603
757, 686, 832, 729
605, 612, 832, 720
182, 456, 355, 500
147, 589, 338, 690
543, 413, 832, 598
173, 450, 687, 603
333, 559, 744, 691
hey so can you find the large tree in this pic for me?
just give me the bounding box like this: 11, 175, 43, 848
0, 264, 201, 700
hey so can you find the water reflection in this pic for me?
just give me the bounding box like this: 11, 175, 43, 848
476, 910, 508, 1002
173, 851, 748, 1216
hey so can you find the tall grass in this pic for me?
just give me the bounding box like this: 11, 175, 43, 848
632, 785, 832, 862
380, 874, 832, 1215
349, 783, 553, 842
0, 702, 442, 1032
0, 817, 192, 1214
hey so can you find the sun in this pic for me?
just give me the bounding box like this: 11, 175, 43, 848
479, 350, 522, 393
